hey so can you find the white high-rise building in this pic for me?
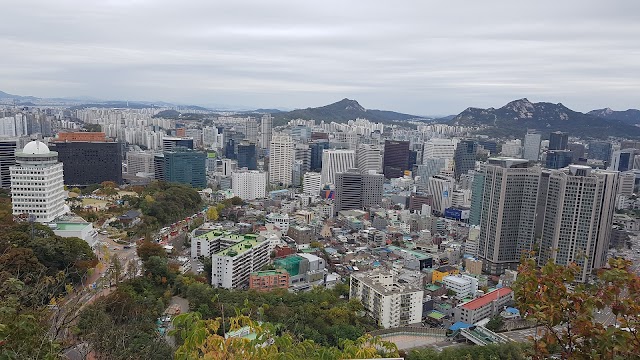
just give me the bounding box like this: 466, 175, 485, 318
428, 174, 455, 214
222, 159, 237, 177
357, 144, 382, 174
245, 118, 258, 143
350, 269, 424, 328
538, 165, 618, 282
232, 170, 266, 200
523, 132, 542, 161
126, 151, 156, 176
10, 141, 66, 223
423, 138, 458, 161
303, 172, 322, 196
260, 115, 273, 150
321, 149, 355, 185
501, 139, 522, 158
202, 126, 219, 148
269, 134, 293, 186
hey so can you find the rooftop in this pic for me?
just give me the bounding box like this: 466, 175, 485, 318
216, 235, 264, 257
54, 222, 92, 231
251, 269, 287, 277
427, 311, 445, 320
461, 287, 513, 311
387, 245, 432, 261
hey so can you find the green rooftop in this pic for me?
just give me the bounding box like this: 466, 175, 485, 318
55, 222, 91, 230
216, 236, 264, 257
427, 311, 445, 320
425, 284, 441, 291
251, 270, 284, 277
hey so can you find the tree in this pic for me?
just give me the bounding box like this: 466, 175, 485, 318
513, 257, 640, 359
171, 312, 398, 360
485, 315, 504, 332
137, 240, 167, 262
206, 207, 219, 221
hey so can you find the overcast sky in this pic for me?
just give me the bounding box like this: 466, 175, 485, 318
1, 1, 639, 115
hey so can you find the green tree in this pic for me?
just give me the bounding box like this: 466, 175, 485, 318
485, 315, 504, 332
171, 312, 398, 360
514, 257, 640, 359
137, 240, 167, 262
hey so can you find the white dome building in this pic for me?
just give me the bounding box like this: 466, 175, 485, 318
10, 140, 66, 223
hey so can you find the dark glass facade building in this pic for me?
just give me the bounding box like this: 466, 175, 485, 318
237, 141, 258, 170
454, 139, 478, 179
50, 141, 123, 186
162, 147, 206, 188
549, 131, 569, 150
383, 140, 410, 179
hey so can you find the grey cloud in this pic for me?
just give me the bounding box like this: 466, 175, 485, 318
0, 0, 639, 115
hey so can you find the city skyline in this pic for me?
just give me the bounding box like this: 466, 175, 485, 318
2, 1, 640, 115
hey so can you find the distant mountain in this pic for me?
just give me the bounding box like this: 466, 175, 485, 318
588, 108, 640, 125
450, 98, 640, 139
271, 98, 422, 126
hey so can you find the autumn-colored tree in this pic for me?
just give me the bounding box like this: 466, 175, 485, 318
513, 257, 640, 359
206, 207, 219, 221
171, 312, 398, 360
137, 240, 167, 262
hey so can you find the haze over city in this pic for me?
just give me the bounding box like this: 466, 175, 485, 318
2, 0, 640, 114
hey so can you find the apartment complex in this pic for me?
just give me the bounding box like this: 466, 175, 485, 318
211, 234, 270, 289
232, 170, 266, 200
350, 269, 424, 328
269, 134, 293, 186
537, 165, 618, 282
475, 158, 541, 275
321, 149, 355, 185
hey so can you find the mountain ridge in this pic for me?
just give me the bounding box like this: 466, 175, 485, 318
450, 98, 640, 139
271, 98, 423, 126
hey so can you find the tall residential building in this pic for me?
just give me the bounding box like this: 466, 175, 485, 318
244, 118, 258, 143
383, 140, 410, 179
523, 132, 541, 161
538, 165, 618, 282
618, 171, 635, 197
588, 141, 612, 162
211, 235, 271, 289
50, 137, 123, 186
475, 158, 541, 274
334, 169, 384, 215
269, 134, 293, 186
237, 140, 258, 170
162, 136, 194, 151
350, 270, 424, 329
548, 131, 568, 150
454, 139, 478, 180
321, 149, 355, 185
232, 170, 266, 200
0, 138, 17, 189
163, 147, 206, 188
428, 174, 455, 215
302, 172, 322, 196
10, 141, 65, 223
202, 126, 220, 148
357, 144, 382, 174
260, 115, 273, 150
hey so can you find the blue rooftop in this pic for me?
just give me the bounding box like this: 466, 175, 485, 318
449, 322, 472, 331
505, 307, 520, 315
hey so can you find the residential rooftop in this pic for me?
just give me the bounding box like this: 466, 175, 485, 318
215, 234, 263, 257
461, 287, 513, 311
386, 245, 432, 260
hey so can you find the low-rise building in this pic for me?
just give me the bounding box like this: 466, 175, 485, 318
453, 287, 514, 324
350, 269, 424, 328
442, 274, 478, 300
249, 269, 290, 292
432, 265, 459, 283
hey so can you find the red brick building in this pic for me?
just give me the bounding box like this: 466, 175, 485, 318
249, 269, 290, 292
